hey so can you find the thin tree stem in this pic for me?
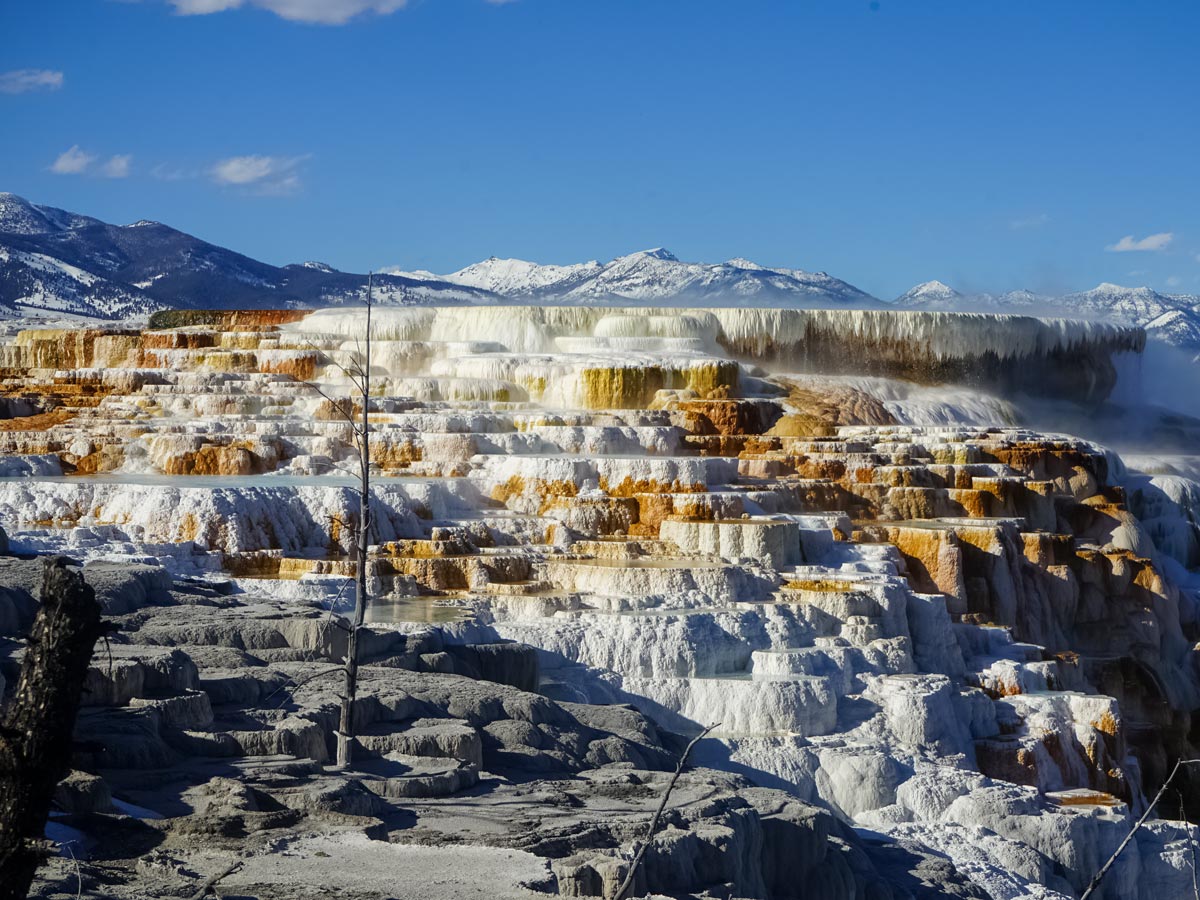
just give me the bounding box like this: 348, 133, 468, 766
335, 273, 372, 770
1081, 758, 1200, 900
611, 723, 718, 900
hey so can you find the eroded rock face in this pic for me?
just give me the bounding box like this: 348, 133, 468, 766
10, 585, 915, 900
0, 306, 1197, 900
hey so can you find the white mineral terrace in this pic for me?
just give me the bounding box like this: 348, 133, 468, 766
0, 306, 1196, 900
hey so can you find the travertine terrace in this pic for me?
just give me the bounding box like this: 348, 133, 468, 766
3, 305, 1199, 899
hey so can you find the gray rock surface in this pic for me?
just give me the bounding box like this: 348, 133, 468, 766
5, 564, 984, 899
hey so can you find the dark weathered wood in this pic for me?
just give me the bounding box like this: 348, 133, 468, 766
336, 274, 372, 770
0, 557, 104, 900
187, 859, 243, 900
295, 279, 374, 769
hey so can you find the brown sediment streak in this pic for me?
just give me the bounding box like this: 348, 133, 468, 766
0, 409, 77, 432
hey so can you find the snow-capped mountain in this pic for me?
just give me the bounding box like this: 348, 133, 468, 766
894, 277, 1200, 353
1071, 288, 1200, 348
0, 193, 102, 236
892, 280, 965, 308
0, 193, 492, 318
893, 282, 1050, 313
17, 190, 1192, 343
1, 193, 880, 320
415, 248, 880, 307
1054, 283, 1176, 322
432, 256, 604, 296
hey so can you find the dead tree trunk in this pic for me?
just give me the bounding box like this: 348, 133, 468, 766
335, 276, 372, 769
0, 557, 104, 900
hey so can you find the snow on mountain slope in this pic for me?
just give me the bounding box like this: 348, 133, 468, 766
0, 193, 493, 319
2, 194, 879, 318
300, 271, 500, 308
893, 281, 1051, 314
14, 189, 1191, 342
430, 248, 881, 307
0, 192, 103, 236
0, 243, 152, 319
1058, 283, 1179, 323
441, 256, 603, 295
566, 249, 882, 306
892, 280, 964, 308
1144, 308, 1200, 350
993, 288, 1045, 310
895, 278, 1200, 355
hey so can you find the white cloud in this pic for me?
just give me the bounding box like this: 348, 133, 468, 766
1106, 232, 1174, 253
50, 146, 135, 177
210, 154, 307, 194
211, 155, 276, 184
0, 69, 64, 94
169, 0, 410, 23
101, 154, 133, 178
1010, 213, 1049, 230
1167, 276, 1183, 288
50, 145, 95, 175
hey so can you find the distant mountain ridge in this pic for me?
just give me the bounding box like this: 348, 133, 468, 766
892, 278, 1200, 354
389, 248, 881, 307
0, 193, 880, 319
1, 193, 1195, 356
0, 193, 492, 319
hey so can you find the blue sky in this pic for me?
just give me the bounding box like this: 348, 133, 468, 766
2, 0, 1198, 299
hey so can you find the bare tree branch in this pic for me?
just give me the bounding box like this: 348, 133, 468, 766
299, 379, 363, 438
612, 723, 718, 900
293, 334, 367, 387
335, 273, 373, 769
61, 841, 82, 900
1081, 759, 1200, 900
288, 278, 378, 771
187, 860, 243, 900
